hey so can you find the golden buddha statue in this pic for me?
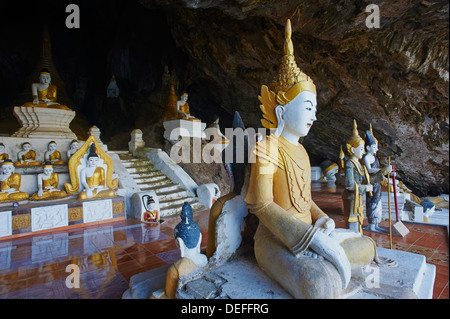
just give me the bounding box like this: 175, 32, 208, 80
22, 68, 71, 110
163, 83, 179, 120
64, 136, 118, 200
0, 143, 9, 162
244, 20, 390, 299
15, 142, 40, 166
30, 162, 68, 201
43, 141, 64, 165
0, 160, 29, 202
177, 93, 199, 121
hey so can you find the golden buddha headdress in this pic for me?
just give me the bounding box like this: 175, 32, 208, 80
259, 19, 316, 129
346, 120, 365, 154
39, 68, 51, 76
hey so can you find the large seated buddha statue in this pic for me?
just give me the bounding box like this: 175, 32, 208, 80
64, 136, 118, 200
43, 141, 64, 165
15, 142, 40, 166
244, 20, 393, 299
0, 160, 29, 202
30, 162, 68, 201
22, 68, 71, 110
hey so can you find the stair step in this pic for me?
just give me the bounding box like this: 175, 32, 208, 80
160, 201, 205, 217
134, 174, 167, 184
141, 183, 181, 194
121, 161, 153, 168
126, 166, 158, 174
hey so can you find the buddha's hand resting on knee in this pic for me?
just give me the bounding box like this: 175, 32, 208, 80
309, 231, 351, 289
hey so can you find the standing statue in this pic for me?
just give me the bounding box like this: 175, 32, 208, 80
363, 125, 391, 233
30, 162, 68, 200
244, 20, 384, 299
0, 143, 9, 162
15, 142, 40, 166
342, 121, 390, 233
44, 141, 64, 165
22, 68, 70, 110
0, 160, 29, 202
106, 75, 120, 98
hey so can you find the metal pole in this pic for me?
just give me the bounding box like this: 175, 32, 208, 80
388, 157, 393, 249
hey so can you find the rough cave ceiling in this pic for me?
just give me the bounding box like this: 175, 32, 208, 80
0, 0, 448, 196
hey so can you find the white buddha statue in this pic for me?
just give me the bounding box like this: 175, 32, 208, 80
176, 93, 199, 121
15, 142, 40, 166
30, 162, 68, 200
22, 68, 70, 110
67, 140, 79, 158
0, 143, 9, 162
0, 160, 29, 202
78, 143, 115, 200
43, 141, 64, 165
106, 75, 119, 98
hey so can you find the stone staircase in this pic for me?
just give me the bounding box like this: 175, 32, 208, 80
116, 152, 204, 217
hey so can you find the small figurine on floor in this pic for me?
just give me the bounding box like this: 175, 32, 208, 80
153, 202, 207, 299
44, 141, 64, 165
0, 160, 29, 202
30, 162, 68, 201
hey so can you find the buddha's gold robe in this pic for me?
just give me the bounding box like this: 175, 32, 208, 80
47, 151, 64, 165
0, 173, 29, 201
30, 173, 68, 200
78, 167, 115, 200
245, 135, 375, 299
178, 102, 199, 121
23, 85, 70, 110
15, 150, 40, 166
0, 153, 8, 162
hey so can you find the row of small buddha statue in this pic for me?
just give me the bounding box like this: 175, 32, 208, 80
0, 140, 79, 166
0, 141, 115, 203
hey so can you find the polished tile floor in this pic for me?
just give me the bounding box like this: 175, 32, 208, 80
0, 183, 448, 299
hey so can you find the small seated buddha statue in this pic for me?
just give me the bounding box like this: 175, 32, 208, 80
0, 143, 9, 162
152, 202, 207, 299
67, 140, 79, 159
0, 160, 29, 202
43, 141, 64, 165
176, 93, 199, 121
30, 162, 68, 201
15, 142, 40, 166
78, 143, 116, 200
342, 121, 391, 233
22, 68, 71, 110
244, 20, 391, 299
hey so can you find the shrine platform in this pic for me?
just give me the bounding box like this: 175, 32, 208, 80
0, 196, 125, 240
0, 182, 447, 299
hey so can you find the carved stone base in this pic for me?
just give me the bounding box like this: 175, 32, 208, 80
12, 106, 77, 139
0, 196, 125, 239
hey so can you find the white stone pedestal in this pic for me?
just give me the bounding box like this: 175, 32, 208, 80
163, 119, 206, 141
12, 106, 77, 139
